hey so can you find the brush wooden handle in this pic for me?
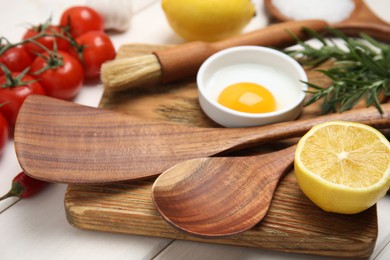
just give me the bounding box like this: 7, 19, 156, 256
154, 20, 328, 83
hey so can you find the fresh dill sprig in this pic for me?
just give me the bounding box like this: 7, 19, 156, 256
285, 28, 390, 114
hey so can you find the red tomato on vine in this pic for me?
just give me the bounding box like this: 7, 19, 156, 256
30, 51, 84, 100
70, 31, 116, 79
0, 112, 9, 156
0, 70, 46, 128
60, 6, 104, 38
0, 45, 33, 76
22, 24, 69, 56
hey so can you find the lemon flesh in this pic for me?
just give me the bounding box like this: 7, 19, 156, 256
294, 121, 390, 214
162, 0, 255, 42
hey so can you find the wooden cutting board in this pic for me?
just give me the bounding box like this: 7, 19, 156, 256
64, 44, 378, 258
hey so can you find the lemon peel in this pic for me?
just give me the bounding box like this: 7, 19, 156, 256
162, 0, 255, 42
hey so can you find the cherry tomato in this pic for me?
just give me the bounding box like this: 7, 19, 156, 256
0, 45, 33, 76
60, 6, 104, 38
30, 51, 84, 100
70, 31, 115, 79
0, 73, 46, 128
22, 25, 69, 57
0, 112, 9, 156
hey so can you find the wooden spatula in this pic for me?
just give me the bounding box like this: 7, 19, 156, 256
14, 95, 390, 184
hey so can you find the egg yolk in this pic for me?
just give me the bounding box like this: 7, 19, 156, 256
217, 82, 276, 113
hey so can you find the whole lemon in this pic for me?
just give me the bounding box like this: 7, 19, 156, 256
162, 0, 255, 42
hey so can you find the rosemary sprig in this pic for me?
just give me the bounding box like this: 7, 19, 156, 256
285, 28, 390, 114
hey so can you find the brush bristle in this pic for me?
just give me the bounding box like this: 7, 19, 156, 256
101, 54, 162, 92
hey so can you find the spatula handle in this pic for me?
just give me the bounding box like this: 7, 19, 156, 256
154, 20, 328, 83
229, 104, 390, 150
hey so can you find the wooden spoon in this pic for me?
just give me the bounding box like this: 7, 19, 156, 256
264, 0, 390, 42
152, 145, 296, 237
14, 95, 390, 184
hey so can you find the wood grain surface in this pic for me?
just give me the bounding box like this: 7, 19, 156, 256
14, 95, 390, 184
154, 20, 328, 83
152, 145, 297, 237
64, 44, 380, 258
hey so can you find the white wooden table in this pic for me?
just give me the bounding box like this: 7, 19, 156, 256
0, 0, 389, 259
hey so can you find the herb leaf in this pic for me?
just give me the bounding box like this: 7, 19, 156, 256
286, 28, 390, 114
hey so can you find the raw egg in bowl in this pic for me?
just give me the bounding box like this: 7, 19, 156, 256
197, 46, 308, 127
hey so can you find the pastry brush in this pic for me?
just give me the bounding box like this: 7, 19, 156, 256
101, 20, 328, 93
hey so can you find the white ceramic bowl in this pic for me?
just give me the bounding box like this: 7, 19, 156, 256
197, 46, 308, 127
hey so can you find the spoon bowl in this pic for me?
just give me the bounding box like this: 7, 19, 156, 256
152, 146, 295, 237
264, 0, 390, 42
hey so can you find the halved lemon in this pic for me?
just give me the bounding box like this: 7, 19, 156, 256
294, 121, 390, 214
